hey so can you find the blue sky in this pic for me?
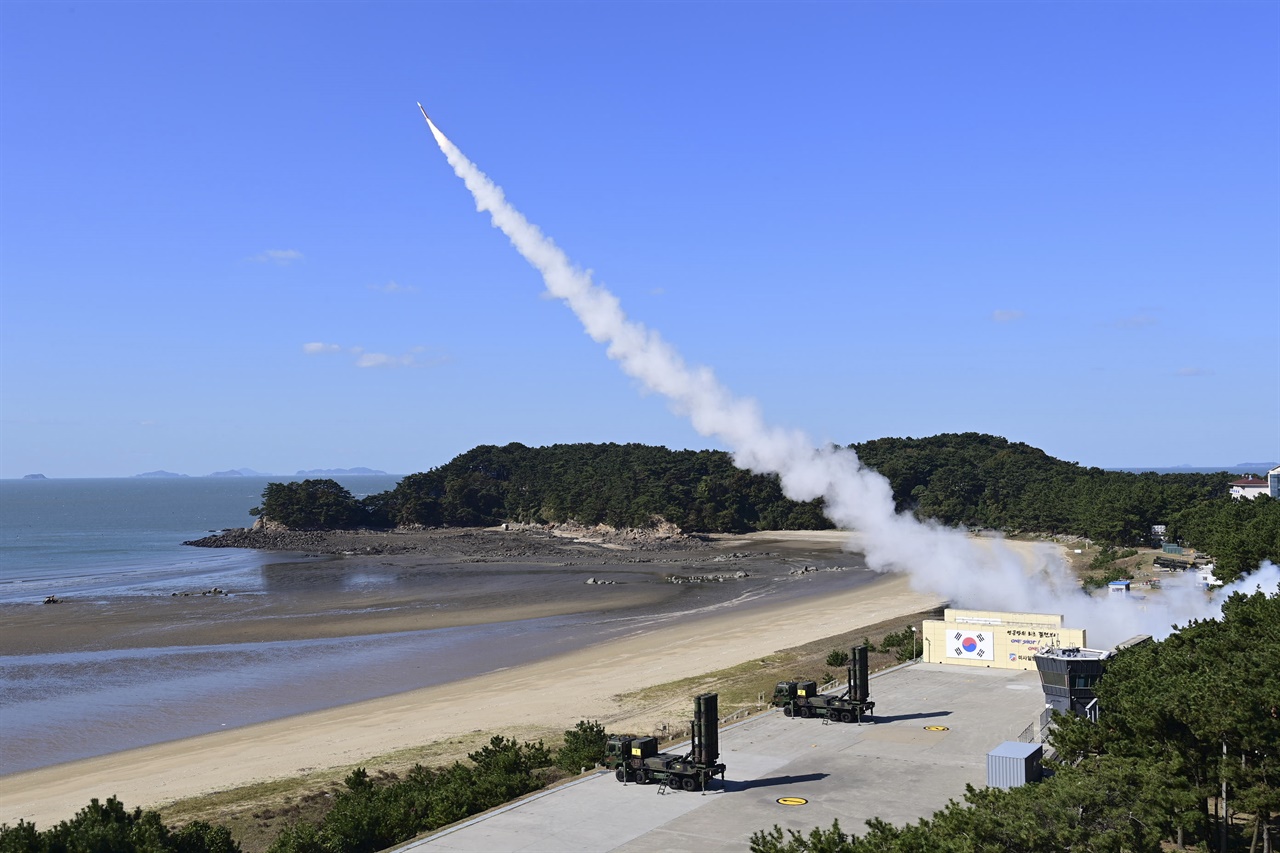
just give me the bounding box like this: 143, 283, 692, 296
2, 1, 1276, 479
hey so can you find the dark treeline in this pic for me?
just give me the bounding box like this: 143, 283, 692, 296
252, 435, 1279, 580
254, 442, 832, 534
855, 434, 1279, 581
853, 434, 1228, 543
753, 589, 1280, 853
1166, 496, 1280, 583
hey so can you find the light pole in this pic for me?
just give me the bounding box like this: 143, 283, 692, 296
909, 626, 918, 660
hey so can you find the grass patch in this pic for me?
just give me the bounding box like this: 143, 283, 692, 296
159, 777, 343, 853
156, 731, 518, 853
613, 606, 943, 730
1074, 546, 1170, 592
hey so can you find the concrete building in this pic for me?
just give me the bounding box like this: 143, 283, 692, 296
1270, 464, 1280, 499
1033, 635, 1151, 720
1032, 646, 1111, 720
921, 609, 1087, 671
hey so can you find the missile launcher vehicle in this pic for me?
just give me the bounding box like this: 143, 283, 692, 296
772, 645, 875, 723
602, 692, 726, 791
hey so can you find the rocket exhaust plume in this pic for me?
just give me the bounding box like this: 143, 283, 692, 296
418, 106, 1277, 644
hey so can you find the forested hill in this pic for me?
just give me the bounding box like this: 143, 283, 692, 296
258, 443, 831, 535
852, 434, 1229, 539
252, 435, 1278, 578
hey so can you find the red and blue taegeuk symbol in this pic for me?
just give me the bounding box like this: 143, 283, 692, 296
961, 636, 978, 653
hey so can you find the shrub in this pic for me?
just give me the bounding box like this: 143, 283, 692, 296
556, 720, 609, 774
0, 798, 243, 853
879, 628, 918, 662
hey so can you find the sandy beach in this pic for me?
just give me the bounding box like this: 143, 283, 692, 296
0, 529, 1054, 828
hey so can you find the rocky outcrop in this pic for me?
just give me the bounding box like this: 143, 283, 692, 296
184, 524, 708, 560
540, 519, 700, 549
252, 515, 290, 532
787, 564, 849, 575
666, 570, 750, 584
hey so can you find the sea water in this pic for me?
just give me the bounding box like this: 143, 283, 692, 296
0, 477, 681, 773
0, 475, 429, 773
0, 611, 625, 774
0, 475, 400, 603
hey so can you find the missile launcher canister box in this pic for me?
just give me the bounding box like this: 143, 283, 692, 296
629, 737, 658, 759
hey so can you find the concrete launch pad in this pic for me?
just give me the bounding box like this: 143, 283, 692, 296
398, 663, 1047, 852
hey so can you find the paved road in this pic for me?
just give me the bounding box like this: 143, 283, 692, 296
401, 663, 1046, 852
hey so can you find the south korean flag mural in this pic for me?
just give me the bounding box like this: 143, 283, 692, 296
948, 629, 993, 660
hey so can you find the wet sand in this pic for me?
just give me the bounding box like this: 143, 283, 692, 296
0, 529, 1029, 827
0, 561, 679, 655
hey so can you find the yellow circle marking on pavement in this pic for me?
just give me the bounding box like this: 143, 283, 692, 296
924, 725, 950, 731
777, 797, 809, 806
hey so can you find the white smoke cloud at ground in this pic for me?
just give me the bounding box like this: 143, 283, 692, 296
421, 115, 1278, 647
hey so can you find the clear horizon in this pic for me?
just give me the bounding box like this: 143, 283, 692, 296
6, 447, 1279, 481
3, 2, 1277, 479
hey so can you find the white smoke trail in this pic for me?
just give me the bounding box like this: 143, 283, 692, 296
421, 115, 1277, 646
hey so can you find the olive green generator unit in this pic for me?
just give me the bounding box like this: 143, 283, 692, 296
602, 693, 726, 791
772, 645, 875, 723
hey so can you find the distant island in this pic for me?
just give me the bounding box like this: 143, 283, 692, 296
22, 473, 47, 480
129, 468, 389, 478
1109, 462, 1279, 475
206, 468, 391, 477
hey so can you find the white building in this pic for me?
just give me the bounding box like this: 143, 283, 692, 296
1197, 565, 1223, 589
1229, 476, 1269, 500
1270, 464, 1280, 499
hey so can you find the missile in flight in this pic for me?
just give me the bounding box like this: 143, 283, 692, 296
416, 101, 448, 147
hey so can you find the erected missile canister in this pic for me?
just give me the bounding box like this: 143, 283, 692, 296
603, 692, 726, 791
771, 644, 875, 723
693, 692, 719, 766
852, 645, 870, 704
